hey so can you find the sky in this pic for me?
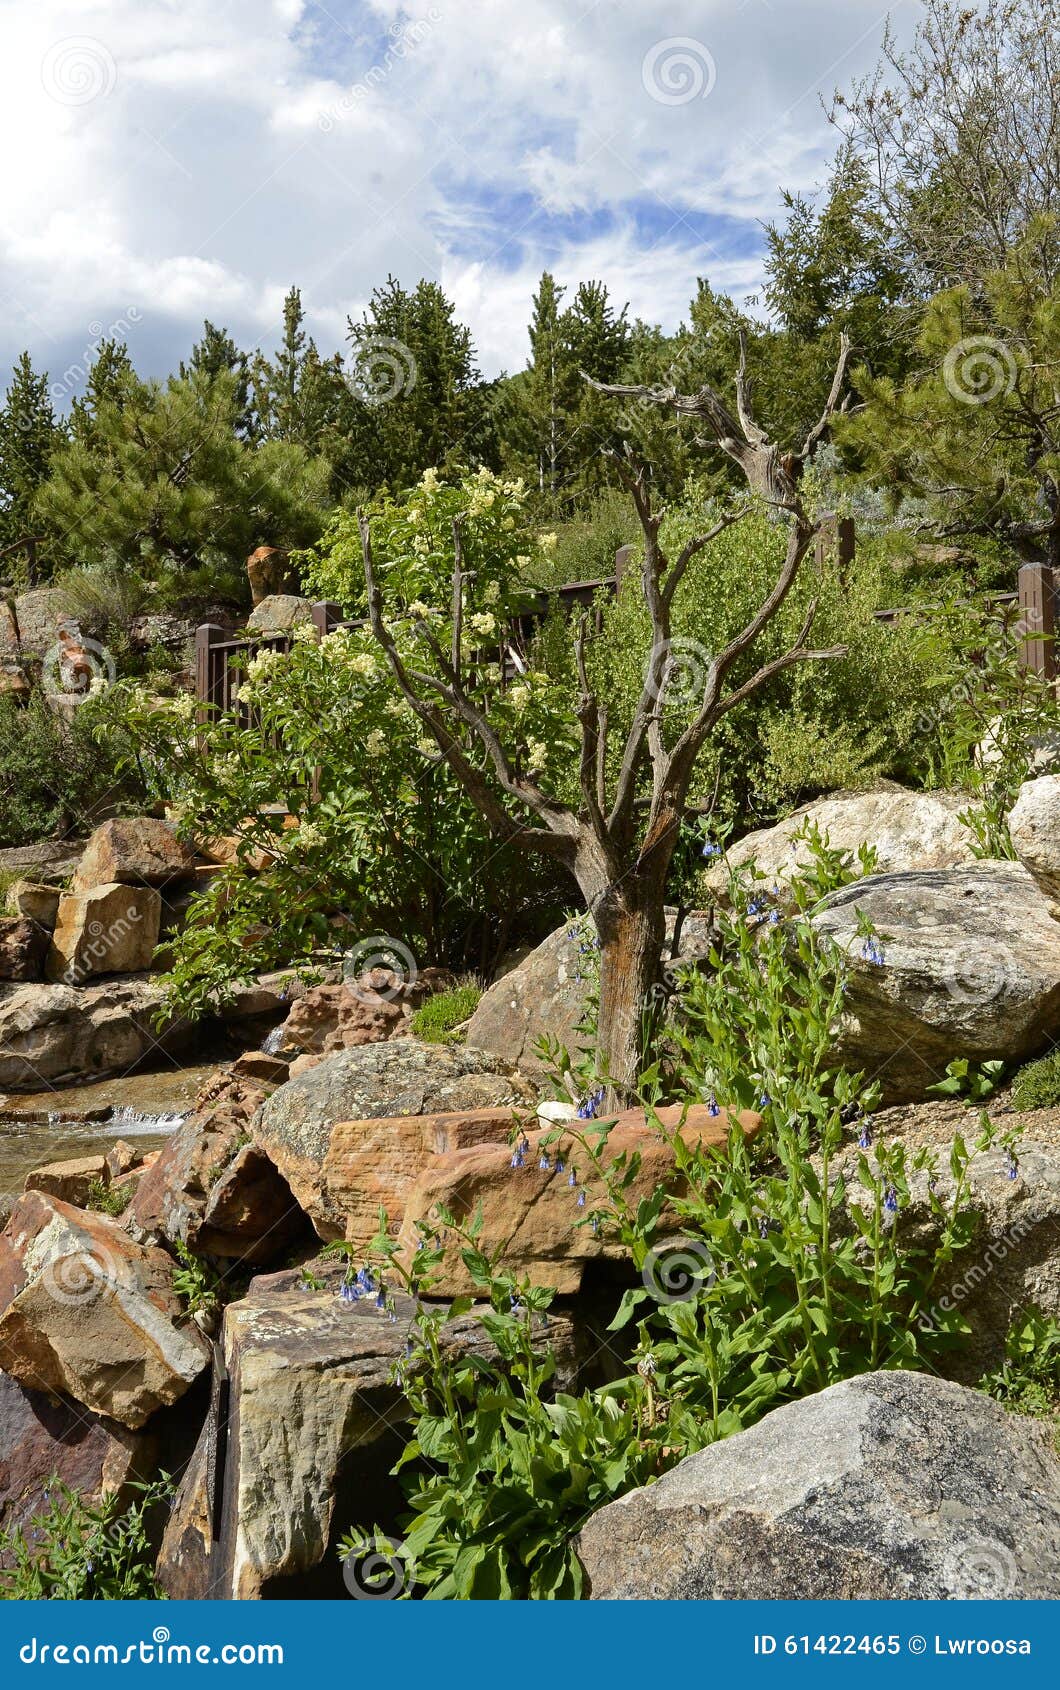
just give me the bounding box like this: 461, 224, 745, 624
0, 0, 920, 406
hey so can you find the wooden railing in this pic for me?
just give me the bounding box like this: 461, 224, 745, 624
195, 527, 1058, 724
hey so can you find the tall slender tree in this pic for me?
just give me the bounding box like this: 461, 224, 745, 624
0, 352, 60, 559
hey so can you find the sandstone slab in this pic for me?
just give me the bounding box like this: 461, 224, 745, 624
396, 1104, 760, 1295
47, 883, 162, 983
577, 1371, 1060, 1599
0, 1191, 210, 1428
245, 594, 312, 632
5, 880, 61, 928
0, 978, 188, 1090
0, 917, 49, 982
24, 1154, 109, 1207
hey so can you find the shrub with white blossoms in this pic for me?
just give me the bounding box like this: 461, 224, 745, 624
113, 470, 572, 1018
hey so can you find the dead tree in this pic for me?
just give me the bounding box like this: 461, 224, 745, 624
359, 333, 851, 1101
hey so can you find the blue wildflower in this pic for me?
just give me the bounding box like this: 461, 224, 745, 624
1006, 1150, 1019, 1181
861, 936, 885, 967
568, 1169, 576, 1187
884, 1185, 899, 1214
707, 1094, 720, 1118
339, 1280, 360, 1303
701, 841, 721, 860
555, 1158, 564, 1174
758, 1091, 771, 1108
858, 1120, 874, 1151
577, 1191, 586, 1209
758, 1217, 769, 1240
538, 1153, 550, 1171
375, 1289, 386, 1310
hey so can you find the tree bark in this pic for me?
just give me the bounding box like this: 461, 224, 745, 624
593, 876, 667, 1105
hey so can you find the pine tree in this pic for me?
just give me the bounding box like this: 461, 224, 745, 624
182, 321, 252, 438
0, 352, 60, 560
69, 341, 140, 447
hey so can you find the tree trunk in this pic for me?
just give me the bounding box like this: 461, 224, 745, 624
594, 882, 666, 1106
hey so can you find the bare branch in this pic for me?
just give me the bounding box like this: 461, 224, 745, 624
798, 333, 853, 463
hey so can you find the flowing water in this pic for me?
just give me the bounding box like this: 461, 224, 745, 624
0, 1063, 220, 1202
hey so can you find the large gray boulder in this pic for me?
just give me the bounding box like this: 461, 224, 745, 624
467, 910, 713, 1079
254, 1041, 534, 1239
812, 862, 1060, 1101
245, 594, 312, 632
577, 1371, 1060, 1599
702, 787, 978, 901
0, 978, 189, 1090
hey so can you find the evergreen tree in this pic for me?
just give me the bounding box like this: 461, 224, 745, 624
343, 276, 491, 490
182, 321, 252, 438
69, 341, 140, 447
0, 352, 60, 560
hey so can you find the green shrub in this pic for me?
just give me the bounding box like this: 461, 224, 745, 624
980, 1310, 1060, 1419
0, 1478, 171, 1599
0, 693, 147, 848
410, 982, 482, 1042
87, 1178, 131, 1217
1010, 1050, 1060, 1112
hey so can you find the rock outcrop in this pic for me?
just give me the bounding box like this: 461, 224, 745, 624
0, 1369, 153, 1539
128, 1073, 301, 1264
812, 862, 1060, 1101
0, 1192, 210, 1428
245, 594, 312, 632
1009, 774, 1060, 904
271, 969, 453, 1066
577, 1371, 1060, 1598
159, 1271, 581, 1599
0, 978, 188, 1089
702, 787, 979, 900
4, 881, 60, 928
0, 917, 49, 982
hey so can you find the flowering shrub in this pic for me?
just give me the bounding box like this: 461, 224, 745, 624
0, 1478, 172, 1599
116, 470, 573, 1014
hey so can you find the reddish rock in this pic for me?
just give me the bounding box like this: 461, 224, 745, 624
230, 1050, 290, 1085
273, 969, 453, 1058
0, 1192, 210, 1428
128, 1074, 301, 1264
396, 1104, 761, 1295
0, 1369, 148, 1539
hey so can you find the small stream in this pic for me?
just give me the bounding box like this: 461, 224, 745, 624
0, 1063, 220, 1202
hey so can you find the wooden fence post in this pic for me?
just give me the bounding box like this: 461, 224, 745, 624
614, 544, 634, 590
311, 601, 342, 640
1018, 563, 1057, 678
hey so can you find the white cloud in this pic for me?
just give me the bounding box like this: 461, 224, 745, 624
0, 0, 917, 396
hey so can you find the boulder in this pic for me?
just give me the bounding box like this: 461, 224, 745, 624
46, 883, 162, 983
160, 1273, 582, 1599
245, 594, 312, 632
467, 911, 713, 1079
5, 880, 61, 929
0, 1191, 210, 1428
812, 862, 1060, 1102
0, 1369, 152, 1541
1009, 775, 1060, 904
0, 917, 49, 982
271, 968, 452, 1060
128, 1073, 300, 1264
24, 1154, 109, 1207
73, 817, 197, 893
702, 787, 978, 901
0, 840, 85, 885
396, 1104, 760, 1295
254, 1043, 535, 1240
0, 978, 188, 1090
246, 546, 295, 604
0, 662, 29, 696
577, 1371, 1060, 1599
0, 599, 18, 656
11, 588, 73, 655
